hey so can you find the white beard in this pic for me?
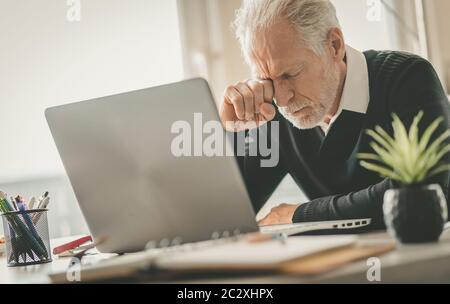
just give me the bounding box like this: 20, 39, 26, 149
278, 62, 340, 130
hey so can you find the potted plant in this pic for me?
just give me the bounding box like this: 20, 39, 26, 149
358, 111, 450, 244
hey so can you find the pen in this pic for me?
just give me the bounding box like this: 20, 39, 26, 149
28, 197, 37, 210
15, 196, 26, 210
0, 192, 12, 212
2, 195, 16, 212
37, 196, 50, 209
18, 203, 46, 249
33, 196, 50, 224
53, 235, 92, 255
36, 191, 48, 206
11, 196, 18, 211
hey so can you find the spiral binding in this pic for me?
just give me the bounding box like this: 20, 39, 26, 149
144, 229, 243, 255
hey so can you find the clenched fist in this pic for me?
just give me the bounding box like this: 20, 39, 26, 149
220, 79, 276, 132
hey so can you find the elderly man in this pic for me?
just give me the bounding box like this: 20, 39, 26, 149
220, 0, 450, 229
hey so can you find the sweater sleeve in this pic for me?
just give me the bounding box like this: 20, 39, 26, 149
293, 178, 394, 228
292, 57, 450, 228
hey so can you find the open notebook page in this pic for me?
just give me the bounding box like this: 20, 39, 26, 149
156, 235, 356, 270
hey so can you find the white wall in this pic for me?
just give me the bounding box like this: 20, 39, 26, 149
0, 0, 184, 183
0, 0, 184, 237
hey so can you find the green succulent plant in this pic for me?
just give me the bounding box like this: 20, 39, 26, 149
358, 111, 450, 186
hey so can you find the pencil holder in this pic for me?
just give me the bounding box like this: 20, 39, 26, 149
1, 209, 52, 267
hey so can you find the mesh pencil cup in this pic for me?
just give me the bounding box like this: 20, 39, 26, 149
1, 209, 52, 267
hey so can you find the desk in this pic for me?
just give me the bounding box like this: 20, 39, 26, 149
2, 232, 450, 284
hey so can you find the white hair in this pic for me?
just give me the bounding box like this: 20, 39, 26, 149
234, 0, 340, 64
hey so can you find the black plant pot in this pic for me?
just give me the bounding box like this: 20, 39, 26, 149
383, 184, 448, 244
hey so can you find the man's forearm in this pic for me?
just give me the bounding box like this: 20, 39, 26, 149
292, 179, 394, 229
293, 170, 450, 229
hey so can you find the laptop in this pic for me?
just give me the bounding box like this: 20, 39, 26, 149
45, 78, 371, 253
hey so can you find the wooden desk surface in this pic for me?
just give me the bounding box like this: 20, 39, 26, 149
2, 232, 450, 284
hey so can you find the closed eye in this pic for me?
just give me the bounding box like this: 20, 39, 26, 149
281, 71, 301, 80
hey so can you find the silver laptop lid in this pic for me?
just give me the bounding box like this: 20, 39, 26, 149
45, 78, 258, 253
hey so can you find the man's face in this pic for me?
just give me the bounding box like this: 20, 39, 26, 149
251, 19, 341, 129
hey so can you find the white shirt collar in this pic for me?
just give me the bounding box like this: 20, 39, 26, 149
320, 45, 370, 134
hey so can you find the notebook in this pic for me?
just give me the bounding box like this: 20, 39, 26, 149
49, 235, 357, 282
155, 236, 356, 271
